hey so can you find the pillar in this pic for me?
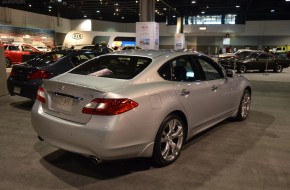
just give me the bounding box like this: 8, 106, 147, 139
0, 46, 8, 96
139, 0, 155, 22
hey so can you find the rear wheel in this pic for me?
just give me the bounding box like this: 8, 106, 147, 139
233, 89, 251, 121
152, 114, 185, 167
273, 64, 283, 73
237, 65, 247, 73
5, 58, 12, 68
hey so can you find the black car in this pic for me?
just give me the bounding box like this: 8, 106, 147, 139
7, 50, 103, 100
220, 52, 290, 73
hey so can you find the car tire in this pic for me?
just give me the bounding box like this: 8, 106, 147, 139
152, 114, 185, 167
5, 58, 12, 68
233, 89, 251, 121
237, 65, 247, 73
273, 64, 283, 73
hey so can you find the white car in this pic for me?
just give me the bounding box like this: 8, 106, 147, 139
33, 46, 51, 52
31, 50, 252, 166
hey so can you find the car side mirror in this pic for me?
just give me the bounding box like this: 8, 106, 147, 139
226, 69, 235, 78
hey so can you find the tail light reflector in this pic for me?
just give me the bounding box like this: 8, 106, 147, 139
82, 98, 138, 115
36, 87, 46, 103
27, 70, 50, 79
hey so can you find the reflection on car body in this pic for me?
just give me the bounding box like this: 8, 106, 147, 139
31, 50, 252, 167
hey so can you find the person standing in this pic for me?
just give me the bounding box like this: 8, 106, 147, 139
94, 43, 100, 51
100, 41, 110, 53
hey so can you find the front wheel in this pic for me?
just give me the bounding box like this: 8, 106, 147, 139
152, 114, 185, 167
233, 89, 251, 121
273, 64, 283, 73
237, 65, 247, 73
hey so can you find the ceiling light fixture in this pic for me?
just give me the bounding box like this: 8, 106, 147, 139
271, 9, 275, 12
236, 5, 240, 8
191, 1, 196, 3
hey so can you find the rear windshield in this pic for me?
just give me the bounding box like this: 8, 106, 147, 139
70, 55, 152, 79
28, 52, 67, 65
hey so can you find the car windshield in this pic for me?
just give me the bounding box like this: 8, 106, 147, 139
246, 52, 260, 59
27, 52, 67, 65
70, 55, 152, 79
236, 51, 252, 58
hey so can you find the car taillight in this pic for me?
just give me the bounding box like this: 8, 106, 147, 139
82, 98, 138, 115
36, 87, 45, 103
27, 70, 50, 79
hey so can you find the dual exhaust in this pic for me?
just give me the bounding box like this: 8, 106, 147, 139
37, 136, 103, 164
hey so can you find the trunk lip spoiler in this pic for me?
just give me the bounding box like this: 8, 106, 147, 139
47, 91, 84, 100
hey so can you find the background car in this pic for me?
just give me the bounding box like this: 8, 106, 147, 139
116, 46, 142, 51
7, 50, 103, 100
1, 43, 43, 68
73, 44, 95, 50
218, 49, 262, 62
31, 50, 251, 167
33, 46, 51, 52
220, 51, 290, 73
73, 44, 114, 52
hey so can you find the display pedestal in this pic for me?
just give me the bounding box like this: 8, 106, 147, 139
0, 47, 8, 96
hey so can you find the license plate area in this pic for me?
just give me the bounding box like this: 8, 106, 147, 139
51, 95, 74, 113
14, 87, 21, 94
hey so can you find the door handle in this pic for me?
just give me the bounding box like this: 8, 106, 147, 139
211, 85, 218, 91
180, 89, 190, 96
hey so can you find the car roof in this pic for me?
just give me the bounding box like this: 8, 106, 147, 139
109, 49, 200, 59
51, 49, 100, 54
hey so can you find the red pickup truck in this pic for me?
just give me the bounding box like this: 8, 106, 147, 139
1, 44, 43, 67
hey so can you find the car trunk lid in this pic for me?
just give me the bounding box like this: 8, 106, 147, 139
40, 73, 131, 124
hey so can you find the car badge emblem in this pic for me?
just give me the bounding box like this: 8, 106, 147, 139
60, 85, 65, 90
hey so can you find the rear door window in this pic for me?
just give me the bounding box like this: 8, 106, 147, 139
158, 56, 200, 82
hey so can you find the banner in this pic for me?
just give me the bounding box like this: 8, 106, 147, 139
136, 22, 159, 50
174, 33, 185, 50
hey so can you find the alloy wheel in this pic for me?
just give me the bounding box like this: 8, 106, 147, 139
240, 91, 251, 119
160, 119, 184, 162
274, 65, 283, 73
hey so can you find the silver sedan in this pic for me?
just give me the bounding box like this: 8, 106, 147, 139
31, 50, 251, 166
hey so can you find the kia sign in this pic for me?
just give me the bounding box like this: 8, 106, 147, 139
72, 33, 83, 40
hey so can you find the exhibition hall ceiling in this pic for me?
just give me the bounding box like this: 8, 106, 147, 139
1, 0, 290, 23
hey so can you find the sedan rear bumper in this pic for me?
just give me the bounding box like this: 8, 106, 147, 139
31, 101, 154, 161
7, 78, 41, 100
